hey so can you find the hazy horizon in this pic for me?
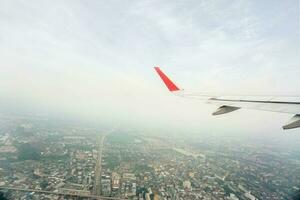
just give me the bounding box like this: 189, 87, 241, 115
0, 0, 299, 136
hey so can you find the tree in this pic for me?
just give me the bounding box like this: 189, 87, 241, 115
0, 192, 8, 200
17, 143, 41, 160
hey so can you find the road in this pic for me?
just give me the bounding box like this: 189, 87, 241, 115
93, 132, 109, 195
0, 186, 126, 200
93, 135, 105, 195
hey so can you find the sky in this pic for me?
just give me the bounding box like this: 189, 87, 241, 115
0, 0, 299, 136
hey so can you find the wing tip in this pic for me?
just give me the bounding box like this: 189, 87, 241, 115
154, 66, 161, 74
154, 66, 180, 92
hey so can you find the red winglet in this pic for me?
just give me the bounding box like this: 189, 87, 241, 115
154, 66, 180, 92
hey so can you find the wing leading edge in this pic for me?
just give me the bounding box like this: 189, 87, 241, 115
154, 66, 300, 130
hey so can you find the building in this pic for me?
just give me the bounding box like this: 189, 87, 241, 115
112, 172, 120, 189
183, 180, 192, 190
101, 176, 111, 196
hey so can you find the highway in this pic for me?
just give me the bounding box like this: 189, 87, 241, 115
0, 186, 126, 200
93, 129, 114, 196
93, 134, 106, 195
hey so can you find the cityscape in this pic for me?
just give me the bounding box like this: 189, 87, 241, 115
1, 0, 299, 200
0, 117, 299, 200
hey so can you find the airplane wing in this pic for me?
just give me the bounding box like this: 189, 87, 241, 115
154, 66, 300, 130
